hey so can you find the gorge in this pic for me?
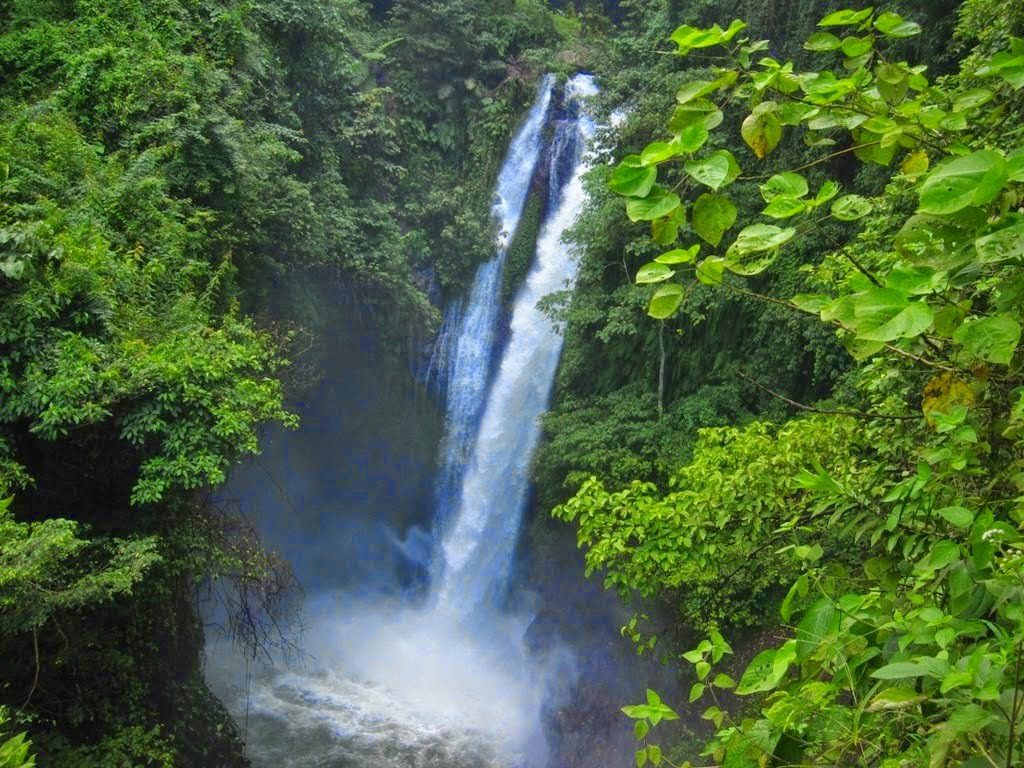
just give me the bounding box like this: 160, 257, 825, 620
206, 72, 646, 768
3, 3, 1022, 767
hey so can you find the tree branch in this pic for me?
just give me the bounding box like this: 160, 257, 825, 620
735, 369, 920, 422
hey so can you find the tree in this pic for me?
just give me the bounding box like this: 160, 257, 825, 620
572, 4, 1024, 765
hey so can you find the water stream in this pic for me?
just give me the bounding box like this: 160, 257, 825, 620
433, 75, 597, 619
208, 74, 601, 768
427, 74, 554, 542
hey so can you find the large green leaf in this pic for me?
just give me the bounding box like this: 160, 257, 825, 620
852, 288, 934, 342
652, 204, 687, 245
685, 155, 731, 190
841, 35, 873, 57
831, 195, 873, 221
952, 315, 1021, 365
918, 151, 1009, 215
725, 224, 795, 275
676, 80, 717, 104
641, 140, 681, 166
1010, 148, 1024, 181
695, 257, 726, 285
626, 188, 682, 222
918, 540, 961, 571
874, 11, 921, 38
805, 32, 842, 51
895, 212, 981, 270
871, 661, 931, 680
974, 218, 1024, 264
648, 284, 685, 319
669, 100, 723, 134
635, 262, 675, 285
677, 122, 711, 153
671, 24, 724, 55
736, 641, 796, 695
884, 264, 944, 295
795, 598, 838, 662
819, 8, 874, 27
741, 104, 783, 159
762, 197, 807, 219
692, 194, 738, 246
669, 21, 745, 55
760, 172, 808, 201
866, 687, 926, 712
610, 155, 657, 197
655, 245, 700, 264
736, 650, 782, 695
731, 224, 796, 252
936, 506, 974, 529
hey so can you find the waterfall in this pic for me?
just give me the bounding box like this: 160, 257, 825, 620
433, 73, 599, 618
206, 74, 600, 768
429, 75, 555, 534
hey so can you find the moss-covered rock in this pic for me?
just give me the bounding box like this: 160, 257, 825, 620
502, 191, 545, 306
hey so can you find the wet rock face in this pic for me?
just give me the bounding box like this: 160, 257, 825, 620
547, 680, 634, 768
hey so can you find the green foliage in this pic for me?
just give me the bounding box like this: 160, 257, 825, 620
0, 100, 297, 505
504, 191, 545, 304
48, 724, 175, 768
0, 498, 159, 635
567, 2, 1024, 766
554, 416, 866, 627
536, 0, 857, 512
0, 709, 34, 768
0, 0, 588, 763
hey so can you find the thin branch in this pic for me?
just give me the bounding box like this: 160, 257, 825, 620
882, 342, 956, 372
22, 625, 40, 709
735, 369, 920, 422
722, 283, 957, 371
738, 142, 882, 181
1009, 642, 1022, 768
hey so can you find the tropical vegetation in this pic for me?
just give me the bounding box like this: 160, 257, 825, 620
3, 0, 1024, 765
549, 1, 1024, 765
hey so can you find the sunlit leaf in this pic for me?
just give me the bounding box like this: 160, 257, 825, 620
611, 155, 658, 197
692, 193, 738, 246
918, 151, 1009, 215
635, 262, 675, 284
627, 188, 682, 222
874, 11, 921, 38
818, 8, 874, 28
685, 155, 731, 189
648, 284, 684, 319
852, 288, 933, 342
952, 315, 1021, 365
655, 245, 700, 264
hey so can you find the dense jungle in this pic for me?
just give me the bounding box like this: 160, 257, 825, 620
2, 0, 1024, 766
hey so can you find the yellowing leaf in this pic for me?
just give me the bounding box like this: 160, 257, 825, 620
922, 373, 974, 420
900, 150, 930, 180
741, 105, 783, 159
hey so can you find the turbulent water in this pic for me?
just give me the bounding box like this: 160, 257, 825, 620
208, 74, 599, 768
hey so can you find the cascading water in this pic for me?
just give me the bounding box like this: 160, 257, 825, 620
434, 74, 598, 618
428, 75, 554, 533
207, 74, 599, 768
